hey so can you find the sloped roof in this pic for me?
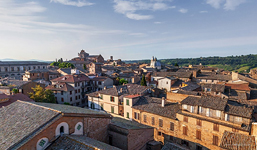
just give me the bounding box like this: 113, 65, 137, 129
0, 93, 33, 108
225, 83, 251, 91
0, 101, 61, 150
181, 96, 228, 111
0, 101, 111, 150
220, 131, 256, 150
51, 74, 90, 83
46, 135, 121, 150
88, 84, 150, 97
225, 102, 253, 119
46, 82, 75, 92
91, 76, 109, 81
132, 96, 180, 120
111, 117, 152, 130
201, 83, 225, 92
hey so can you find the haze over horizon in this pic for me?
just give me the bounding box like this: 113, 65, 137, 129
1, 0, 257, 61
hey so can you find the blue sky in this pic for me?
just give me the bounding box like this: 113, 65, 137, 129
0, 0, 256, 61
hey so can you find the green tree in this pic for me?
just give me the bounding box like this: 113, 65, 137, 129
140, 74, 147, 86
50, 62, 59, 66
29, 85, 56, 103
119, 78, 128, 85
174, 63, 179, 67
12, 88, 19, 94
83, 64, 87, 70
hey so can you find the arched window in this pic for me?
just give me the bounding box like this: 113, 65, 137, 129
60, 126, 64, 134
91, 103, 95, 109
72, 122, 83, 135
36, 137, 49, 150
55, 122, 69, 136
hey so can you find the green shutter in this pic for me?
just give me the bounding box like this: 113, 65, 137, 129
127, 112, 129, 118
126, 99, 129, 106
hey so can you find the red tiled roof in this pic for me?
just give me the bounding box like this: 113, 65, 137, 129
51, 74, 90, 83
225, 83, 251, 91
92, 76, 108, 81
0, 93, 34, 108
124, 94, 141, 98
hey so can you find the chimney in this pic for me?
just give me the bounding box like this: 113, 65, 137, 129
161, 97, 165, 107
104, 86, 106, 90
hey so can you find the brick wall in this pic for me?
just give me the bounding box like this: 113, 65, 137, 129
166, 92, 188, 103
19, 116, 111, 150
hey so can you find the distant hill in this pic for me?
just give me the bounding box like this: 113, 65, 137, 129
125, 54, 257, 73
0, 58, 52, 63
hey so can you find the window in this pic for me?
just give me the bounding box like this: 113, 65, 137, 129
151, 117, 155, 125
33, 66, 36, 69
190, 106, 194, 113
5, 67, 8, 72
206, 108, 210, 117
144, 115, 147, 123
213, 123, 219, 132
158, 132, 162, 136
170, 122, 174, 131
70, 97, 72, 102
61, 98, 64, 102
159, 119, 163, 127
126, 99, 129, 106
17, 67, 20, 71
76, 102, 79, 106
61, 91, 63, 95
78, 89, 80, 93
225, 114, 230, 121
91, 103, 95, 109
134, 112, 139, 120
98, 81, 102, 85
78, 95, 80, 99
110, 96, 115, 102
183, 116, 188, 122
183, 104, 187, 110
101, 104, 104, 110
183, 126, 188, 135
196, 130, 201, 140
111, 106, 114, 113
75, 96, 77, 100
196, 119, 202, 126
39, 139, 46, 147
213, 135, 219, 146
38, 66, 40, 69
70, 91, 72, 95
11, 67, 14, 71
216, 110, 221, 118
235, 116, 242, 122
75, 90, 77, 93
127, 112, 129, 118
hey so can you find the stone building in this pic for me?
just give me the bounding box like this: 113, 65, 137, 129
71, 50, 104, 63
0, 61, 48, 79
88, 62, 102, 74
132, 96, 257, 150
47, 74, 92, 107
87, 84, 151, 116
23, 69, 60, 81
91, 76, 113, 91
0, 101, 117, 150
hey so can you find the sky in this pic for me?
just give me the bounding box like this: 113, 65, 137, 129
0, 0, 257, 61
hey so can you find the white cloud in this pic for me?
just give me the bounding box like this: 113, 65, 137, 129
206, 0, 224, 9
200, 11, 208, 13
224, 0, 246, 10
154, 21, 163, 24
179, 8, 188, 13
50, 0, 94, 7
126, 13, 153, 20
206, 0, 246, 10
113, 0, 172, 20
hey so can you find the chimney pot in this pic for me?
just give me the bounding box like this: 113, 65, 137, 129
161, 97, 165, 107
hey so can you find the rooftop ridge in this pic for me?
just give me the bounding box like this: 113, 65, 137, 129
17, 100, 62, 114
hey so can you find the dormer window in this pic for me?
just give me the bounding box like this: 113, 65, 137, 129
216, 110, 221, 118
225, 114, 230, 121
182, 104, 187, 110
190, 106, 194, 113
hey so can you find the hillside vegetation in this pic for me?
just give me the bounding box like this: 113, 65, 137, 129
127, 54, 257, 73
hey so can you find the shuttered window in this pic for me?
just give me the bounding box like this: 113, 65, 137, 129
170, 122, 174, 131
183, 126, 188, 135
213, 123, 219, 132
152, 117, 155, 125
196, 130, 201, 140
213, 135, 219, 146
159, 119, 163, 127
